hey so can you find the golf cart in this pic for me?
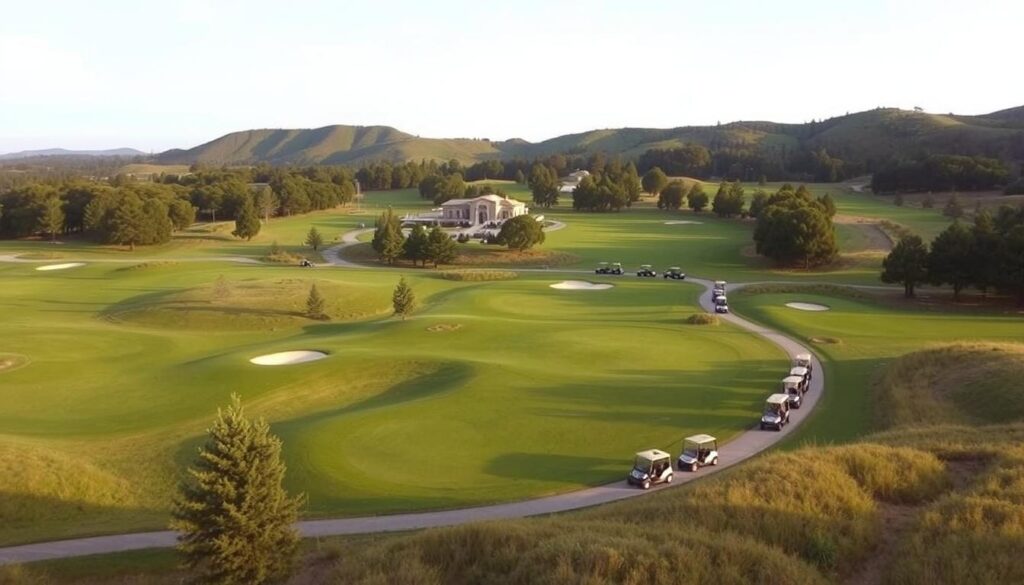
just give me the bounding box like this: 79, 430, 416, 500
783, 373, 808, 395
637, 265, 657, 277
761, 394, 791, 430
299, 259, 314, 268
627, 449, 673, 489
713, 280, 727, 295
663, 267, 686, 280
714, 297, 729, 314
595, 262, 624, 275
793, 353, 813, 375
790, 365, 811, 385
677, 434, 719, 471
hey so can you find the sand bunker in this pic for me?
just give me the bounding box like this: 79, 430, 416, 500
550, 280, 613, 290
0, 354, 29, 373
785, 302, 830, 312
35, 262, 85, 271
249, 350, 328, 366
664, 220, 703, 225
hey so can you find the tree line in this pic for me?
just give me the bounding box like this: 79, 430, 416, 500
882, 205, 1024, 304
870, 155, 1010, 193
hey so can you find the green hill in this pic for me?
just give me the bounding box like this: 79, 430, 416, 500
155, 106, 1024, 168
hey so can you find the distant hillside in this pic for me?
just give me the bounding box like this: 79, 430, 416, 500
156, 106, 1024, 168
0, 147, 144, 160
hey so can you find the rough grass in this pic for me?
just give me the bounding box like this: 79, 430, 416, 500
875, 343, 1024, 429
264, 250, 310, 264
685, 313, 719, 325
437, 269, 518, 281
340, 241, 580, 268
736, 283, 871, 300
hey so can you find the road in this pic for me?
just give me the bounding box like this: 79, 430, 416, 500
0, 248, 823, 565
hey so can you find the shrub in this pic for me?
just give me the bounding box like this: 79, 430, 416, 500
685, 313, 719, 325
438, 270, 518, 282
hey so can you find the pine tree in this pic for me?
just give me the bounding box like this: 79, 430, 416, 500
110, 193, 146, 251
425, 226, 457, 267
881, 234, 929, 297
306, 283, 326, 319
392, 277, 416, 320
232, 197, 261, 240
171, 395, 303, 585
305, 226, 324, 251
38, 197, 65, 242
371, 207, 404, 264
403, 224, 429, 266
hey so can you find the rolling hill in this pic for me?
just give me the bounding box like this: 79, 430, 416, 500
0, 148, 145, 161
155, 106, 1024, 167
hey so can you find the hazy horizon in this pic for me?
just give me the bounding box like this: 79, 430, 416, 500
2, 0, 1022, 153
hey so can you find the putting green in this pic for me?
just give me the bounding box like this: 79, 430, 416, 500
0, 259, 785, 544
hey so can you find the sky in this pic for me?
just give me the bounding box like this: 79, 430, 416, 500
1, 0, 1022, 153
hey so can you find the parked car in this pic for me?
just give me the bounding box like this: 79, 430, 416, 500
677, 434, 719, 471
637, 264, 657, 277
627, 449, 673, 489
761, 394, 791, 430
663, 267, 686, 280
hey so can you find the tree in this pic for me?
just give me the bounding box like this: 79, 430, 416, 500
143, 198, 174, 244
255, 187, 279, 223
817, 193, 837, 218
641, 167, 668, 197
753, 185, 838, 268
169, 199, 196, 230
110, 193, 146, 250
425, 226, 457, 267
305, 226, 324, 251
496, 215, 545, 251
657, 181, 687, 210
927, 221, 973, 301
371, 207, 405, 264
687, 183, 709, 212
232, 197, 261, 240
171, 395, 303, 585
402, 224, 429, 266
712, 182, 745, 218
749, 190, 768, 219
514, 169, 526, 184
392, 277, 416, 319
881, 234, 929, 297
528, 164, 559, 208
1000, 225, 1024, 306
943, 193, 964, 219
306, 284, 326, 319
37, 197, 65, 241
969, 211, 1001, 297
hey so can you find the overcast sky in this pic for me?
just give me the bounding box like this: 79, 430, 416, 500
1, 0, 1022, 153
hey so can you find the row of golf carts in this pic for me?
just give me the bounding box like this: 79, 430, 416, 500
760, 353, 814, 431
712, 280, 729, 314
628, 353, 815, 490
596, 263, 686, 279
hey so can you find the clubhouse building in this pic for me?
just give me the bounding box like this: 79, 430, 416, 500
440, 194, 529, 225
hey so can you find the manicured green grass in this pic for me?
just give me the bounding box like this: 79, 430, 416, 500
0, 259, 785, 545
731, 290, 1024, 444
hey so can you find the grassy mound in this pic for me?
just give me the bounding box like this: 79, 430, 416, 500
876, 343, 1024, 428
685, 313, 719, 325
104, 277, 390, 330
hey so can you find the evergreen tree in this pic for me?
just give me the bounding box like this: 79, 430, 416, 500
657, 181, 687, 210
171, 395, 303, 585
927, 221, 974, 301
687, 183, 709, 212
425, 226, 457, 267
881, 234, 929, 297
255, 187, 279, 223
403, 224, 430, 266
232, 197, 261, 240
641, 167, 669, 197
143, 198, 174, 244
371, 208, 405, 264
392, 277, 416, 319
110, 193, 146, 250
305, 226, 324, 251
38, 197, 65, 241
817, 193, 837, 218
169, 199, 196, 230
306, 283, 326, 319
969, 211, 1001, 297
528, 164, 559, 208
753, 185, 838, 268
749, 190, 768, 219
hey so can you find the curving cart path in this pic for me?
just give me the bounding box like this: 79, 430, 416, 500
0, 245, 824, 564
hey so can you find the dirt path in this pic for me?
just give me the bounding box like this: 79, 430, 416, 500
0, 274, 824, 565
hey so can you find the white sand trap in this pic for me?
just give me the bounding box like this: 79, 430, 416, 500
664, 220, 703, 225
250, 350, 328, 366
36, 262, 85, 271
785, 302, 830, 312
550, 280, 614, 291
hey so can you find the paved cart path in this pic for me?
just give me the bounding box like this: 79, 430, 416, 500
0, 271, 823, 565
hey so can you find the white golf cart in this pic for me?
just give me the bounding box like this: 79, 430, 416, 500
713, 280, 727, 295
790, 365, 811, 385
677, 434, 719, 471
627, 449, 674, 489
761, 393, 791, 430
714, 297, 729, 314
793, 353, 813, 375
782, 378, 803, 409
663, 267, 686, 280
637, 264, 657, 277
783, 373, 808, 395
